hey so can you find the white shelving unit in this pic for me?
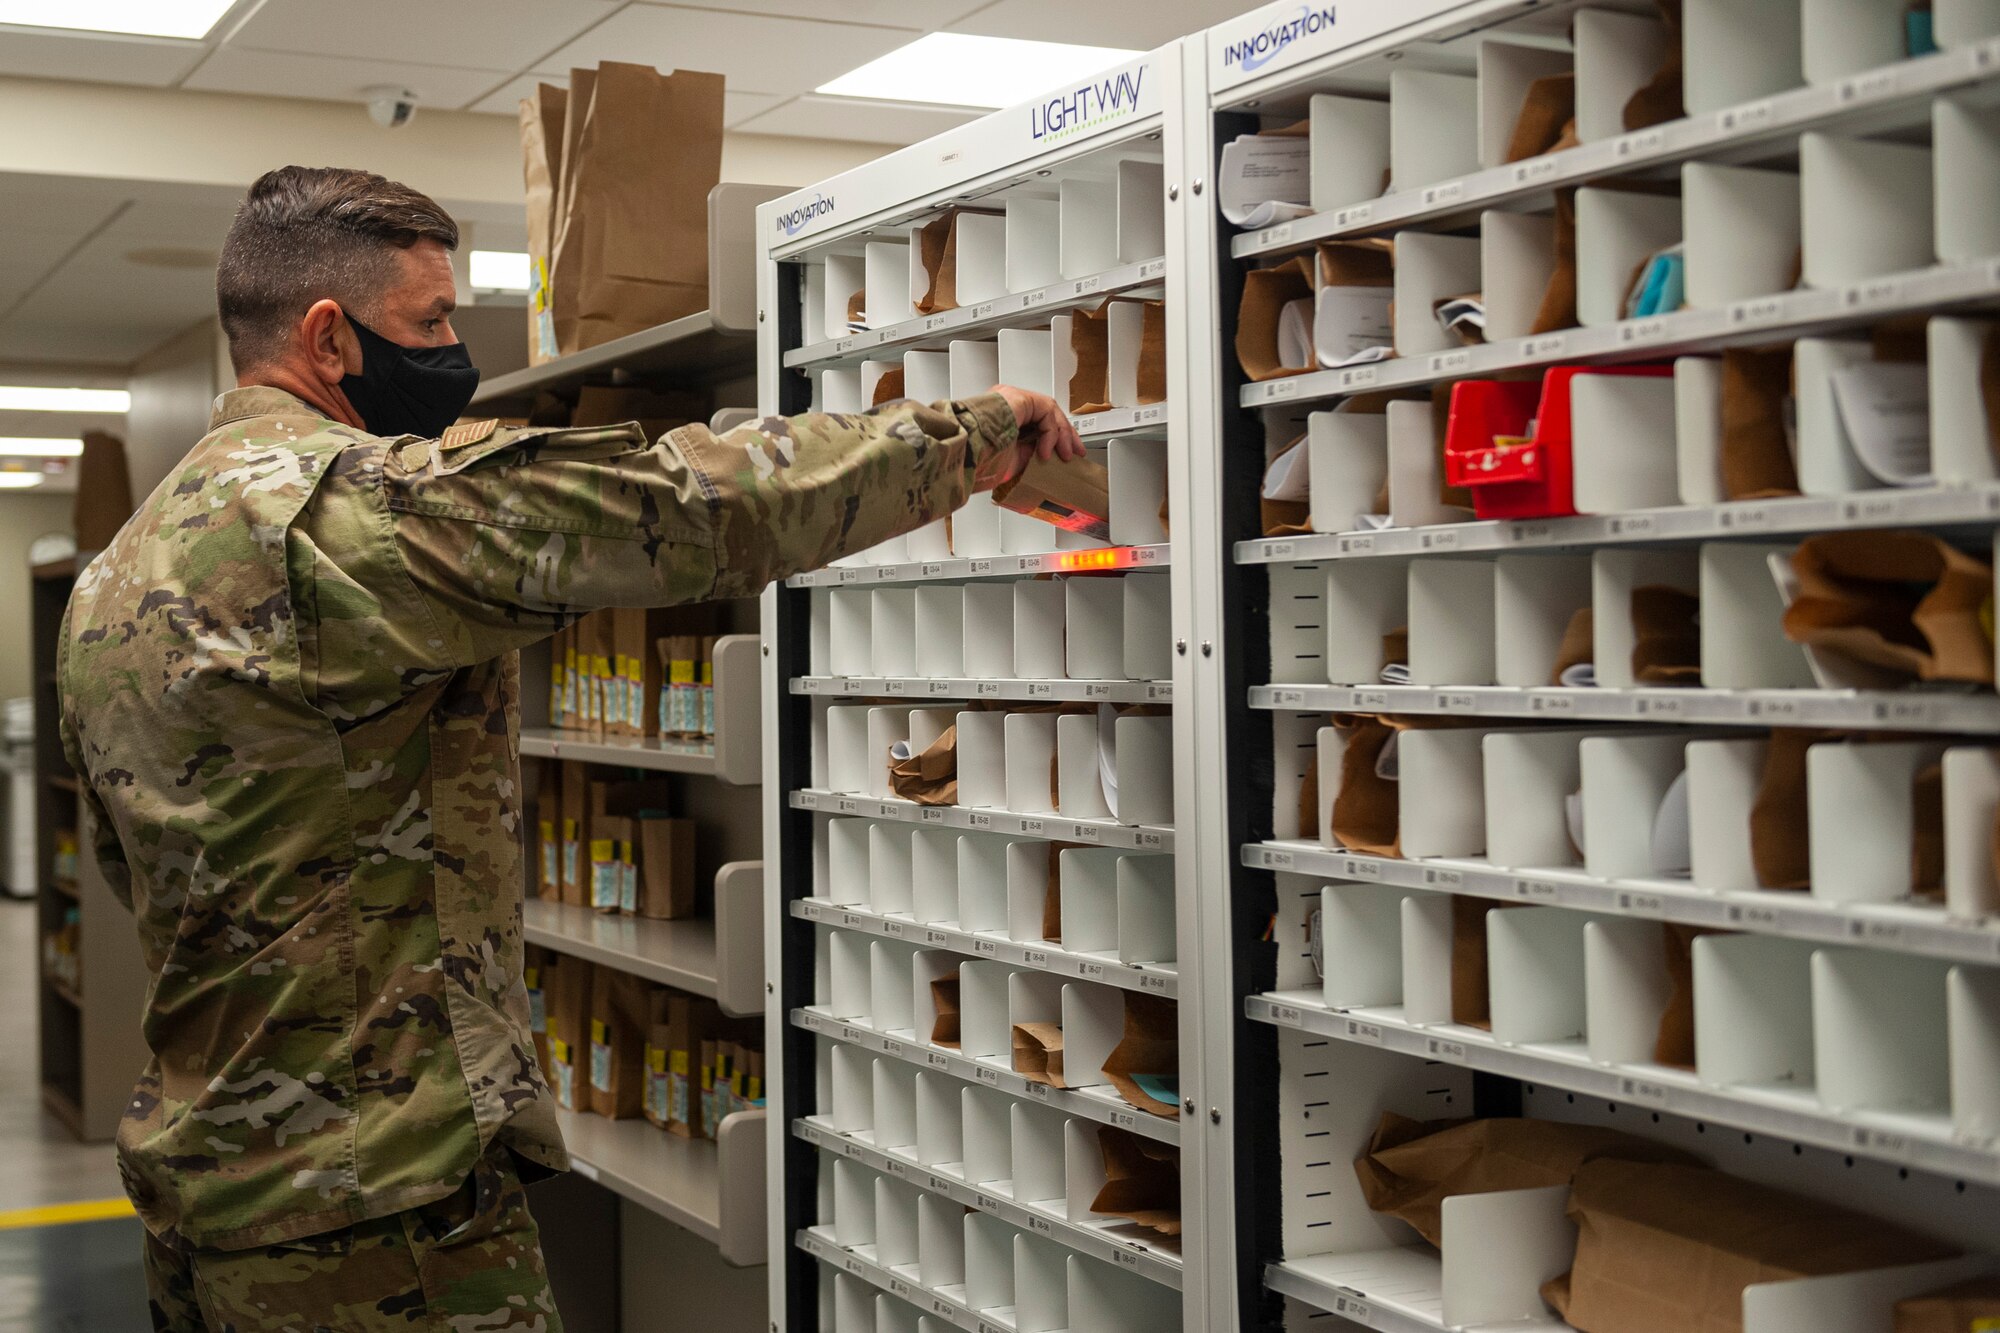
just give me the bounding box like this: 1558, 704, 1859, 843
755, 4, 2000, 1329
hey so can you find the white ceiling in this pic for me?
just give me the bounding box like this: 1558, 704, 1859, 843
0, 0, 1266, 365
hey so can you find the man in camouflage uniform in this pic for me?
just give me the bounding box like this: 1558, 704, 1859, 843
58, 166, 1081, 1331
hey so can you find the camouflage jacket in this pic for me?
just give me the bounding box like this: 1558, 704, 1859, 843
58, 384, 1017, 1250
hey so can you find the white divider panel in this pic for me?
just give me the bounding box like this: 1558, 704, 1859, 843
1701, 542, 1817, 688
1806, 739, 1948, 903
1062, 981, 1125, 1091
1402, 893, 1456, 1026
1114, 714, 1175, 827
916, 1066, 963, 1169
878, 1174, 922, 1269
1117, 160, 1166, 265
834, 1156, 879, 1246
1389, 68, 1479, 194
1584, 918, 1674, 1066
1324, 559, 1408, 685
1124, 572, 1173, 681
822, 367, 864, 415
1066, 578, 1127, 680
832, 1041, 876, 1134
1482, 209, 1559, 344
865, 241, 913, 330
912, 835, 960, 927
1006, 197, 1061, 295
1811, 947, 1952, 1117
1574, 7, 1666, 144
1951, 966, 2000, 1143
1793, 335, 1877, 496
1683, 0, 1803, 115
915, 586, 966, 678
872, 589, 917, 678
1683, 163, 1802, 311
1015, 1233, 1070, 1333
1572, 373, 1679, 514
1483, 728, 1589, 870
1004, 712, 1058, 814
962, 584, 1015, 681
1311, 93, 1393, 214
1400, 727, 1491, 859
1592, 548, 1699, 689
827, 705, 874, 795
876, 1058, 919, 1151
1941, 0, 2000, 43
1307, 410, 1388, 535
1059, 848, 1122, 955
957, 960, 1013, 1064
826, 253, 865, 342
1320, 882, 1406, 1009
1476, 40, 1571, 170
1006, 839, 1054, 943
1694, 934, 1818, 1092
1388, 400, 1471, 528
868, 708, 914, 799
1110, 437, 1170, 549
830, 928, 875, 1022
904, 349, 951, 403
1488, 905, 1593, 1047
1802, 0, 1909, 85
1408, 558, 1497, 686
1268, 562, 1328, 686
1058, 713, 1110, 820
829, 817, 871, 906
1069, 1254, 1183, 1333
1937, 96, 2000, 265
1391, 232, 1482, 359
1676, 356, 1727, 505
1930, 316, 2000, 484
1945, 747, 2000, 919
1437, 1185, 1575, 1329
919, 1192, 966, 1287
1687, 737, 1769, 893
1010, 1102, 1066, 1204
1494, 553, 1591, 688
1580, 732, 1688, 879
872, 939, 920, 1035
1800, 133, 1936, 288
1117, 855, 1177, 965
830, 589, 872, 678
1060, 178, 1118, 281
1576, 186, 1682, 329
959, 834, 1012, 934
957, 710, 1007, 810
963, 1211, 1016, 1313
811, 588, 832, 676
1743, 1258, 2000, 1333
1013, 579, 1067, 680
963, 1081, 1012, 1186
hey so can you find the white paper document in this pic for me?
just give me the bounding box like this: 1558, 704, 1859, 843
1830, 360, 1933, 486
1262, 436, 1310, 502
1277, 298, 1316, 374
1315, 286, 1395, 367
1219, 133, 1313, 227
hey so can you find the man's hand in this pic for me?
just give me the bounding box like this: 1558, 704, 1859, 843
982, 385, 1085, 492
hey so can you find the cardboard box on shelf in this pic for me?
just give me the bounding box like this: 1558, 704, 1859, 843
634, 815, 696, 919
658, 992, 721, 1137
559, 761, 589, 907
535, 760, 561, 900
588, 815, 632, 913
545, 956, 594, 1112
587, 967, 654, 1119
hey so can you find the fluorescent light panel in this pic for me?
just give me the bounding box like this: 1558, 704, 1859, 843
469, 250, 531, 293
816, 33, 1141, 110
0, 0, 237, 39
0, 386, 129, 413
0, 474, 45, 489
0, 438, 84, 458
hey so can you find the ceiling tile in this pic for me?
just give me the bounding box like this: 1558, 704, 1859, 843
726, 90, 787, 127
0, 27, 205, 87
632, 0, 985, 27
181, 46, 510, 110
948, 0, 1254, 50
733, 94, 980, 145
226, 0, 622, 73
535, 6, 915, 96
101, 199, 241, 248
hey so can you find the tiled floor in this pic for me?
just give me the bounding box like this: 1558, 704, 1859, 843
0, 900, 149, 1330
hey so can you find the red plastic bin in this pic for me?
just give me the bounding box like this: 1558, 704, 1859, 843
1443, 365, 1674, 520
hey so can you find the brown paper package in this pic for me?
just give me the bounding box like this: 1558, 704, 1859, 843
1297, 759, 1320, 842
1654, 923, 1727, 1068
1505, 72, 1578, 163
1982, 324, 2000, 467
536, 760, 562, 899
1622, 0, 1686, 131
1263, 433, 1313, 536
1913, 760, 1945, 900
546, 957, 594, 1112
1103, 992, 1179, 1117
1544, 1158, 1957, 1333
1531, 190, 1580, 336
1070, 304, 1112, 414
636, 816, 696, 919
1381, 627, 1410, 672
1354, 1112, 1701, 1249
1138, 300, 1168, 405
1630, 584, 1702, 684
1330, 717, 1401, 858
1041, 843, 1067, 943
662, 992, 721, 1137
1235, 255, 1315, 382
1450, 897, 1512, 1029
1012, 1022, 1067, 1087
913, 209, 1001, 315
560, 760, 589, 907
548, 64, 723, 354
1893, 1276, 2000, 1333
930, 975, 961, 1048
890, 725, 959, 805
1552, 607, 1595, 684
1783, 530, 1995, 685
518, 83, 566, 365
1720, 347, 1802, 499
1091, 1126, 1182, 1238
870, 367, 907, 408
993, 456, 1114, 542
587, 968, 654, 1119
1749, 728, 1843, 890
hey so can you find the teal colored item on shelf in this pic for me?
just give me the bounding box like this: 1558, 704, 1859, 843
1908, 9, 1938, 55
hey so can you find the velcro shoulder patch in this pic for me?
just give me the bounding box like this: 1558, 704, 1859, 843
440, 418, 500, 452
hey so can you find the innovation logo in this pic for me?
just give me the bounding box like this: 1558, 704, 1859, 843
776, 193, 836, 237
1029, 65, 1147, 144
1223, 3, 1338, 71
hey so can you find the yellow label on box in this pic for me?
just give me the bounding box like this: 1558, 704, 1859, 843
551, 1038, 570, 1063
647, 1046, 666, 1074
525, 967, 539, 989
591, 1019, 607, 1045
670, 1051, 689, 1076
669, 659, 696, 684
590, 838, 615, 861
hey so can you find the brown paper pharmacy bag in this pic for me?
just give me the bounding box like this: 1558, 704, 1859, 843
1894, 1276, 2000, 1333
1236, 255, 1315, 382
889, 726, 959, 806
518, 84, 566, 364
1091, 1127, 1182, 1237
1783, 530, 1995, 685
1720, 346, 1801, 499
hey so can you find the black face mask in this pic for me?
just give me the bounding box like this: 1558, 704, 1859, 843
339, 314, 481, 439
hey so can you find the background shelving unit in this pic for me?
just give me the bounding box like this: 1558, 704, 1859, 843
758, 47, 1209, 1333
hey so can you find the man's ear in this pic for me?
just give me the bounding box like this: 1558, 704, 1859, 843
298, 299, 358, 386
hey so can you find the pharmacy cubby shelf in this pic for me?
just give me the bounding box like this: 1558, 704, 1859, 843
785, 258, 1168, 369
1229, 41, 2000, 263
791, 900, 1179, 999
1244, 842, 2000, 968
790, 1121, 1182, 1285
553, 1104, 767, 1266
1236, 482, 2000, 564
1246, 991, 2000, 1187
1240, 256, 2000, 410
793, 1011, 1179, 1148
525, 861, 765, 1016
520, 729, 717, 774
788, 793, 1173, 854
794, 678, 1173, 706
1250, 683, 2000, 733
520, 632, 763, 783
787, 544, 1169, 589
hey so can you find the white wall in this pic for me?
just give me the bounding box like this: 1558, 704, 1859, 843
0, 493, 74, 702
125, 318, 226, 504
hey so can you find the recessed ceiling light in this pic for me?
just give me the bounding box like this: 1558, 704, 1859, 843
469, 250, 531, 293
0, 0, 238, 40
816, 34, 1141, 110
0, 473, 46, 489
0, 438, 85, 458
0, 387, 129, 413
